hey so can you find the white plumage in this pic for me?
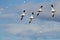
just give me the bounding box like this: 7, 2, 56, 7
21, 13, 25, 16
21, 10, 26, 20
51, 7, 56, 13
37, 6, 43, 16
29, 12, 34, 23
38, 8, 43, 12
51, 5, 56, 17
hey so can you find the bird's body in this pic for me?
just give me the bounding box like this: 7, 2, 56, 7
29, 15, 34, 23
21, 10, 26, 20
21, 13, 25, 16
51, 5, 56, 17
37, 6, 43, 16
38, 8, 42, 12
51, 8, 56, 13
51, 13, 54, 17
29, 12, 34, 23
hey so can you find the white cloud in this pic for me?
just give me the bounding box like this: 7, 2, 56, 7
0, 8, 4, 11
0, 8, 4, 14
0, 13, 17, 19
0, 20, 60, 40
2, 20, 60, 35
0, 11, 2, 14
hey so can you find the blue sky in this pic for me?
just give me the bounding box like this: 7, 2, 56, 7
0, 0, 60, 40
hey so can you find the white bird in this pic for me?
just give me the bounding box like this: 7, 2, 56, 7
37, 6, 43, 16
51, 5, 56, 17
21, 10, 26, 20
29, 12, 34, 23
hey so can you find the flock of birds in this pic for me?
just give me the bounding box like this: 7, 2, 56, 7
20, 4, 56, 24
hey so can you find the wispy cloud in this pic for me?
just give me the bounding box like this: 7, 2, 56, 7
0, 0, 60, 40
2, 20, 60, 35
0, 20, 60, 40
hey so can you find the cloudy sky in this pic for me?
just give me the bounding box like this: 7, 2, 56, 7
0, 0, 60, 40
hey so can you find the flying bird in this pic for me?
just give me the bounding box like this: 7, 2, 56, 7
51, 4, 56, 17
29, 12, 34, 24
21, 10, 26, 20
37, 5, 43, 16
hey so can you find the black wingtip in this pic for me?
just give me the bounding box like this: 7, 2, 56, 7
29, 21, 31, 24
23, 10, 25, 12
21, 15, 24, 20
52, 14, 54, 17
41, 5, 43, 8
32, 12, 34, 15
21, 18, 23, 20
37, 13, 39, 16
51, 4, 54, 7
